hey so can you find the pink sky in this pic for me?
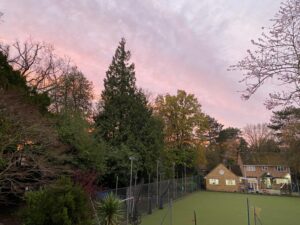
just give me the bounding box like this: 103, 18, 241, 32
0, 0, 283, 128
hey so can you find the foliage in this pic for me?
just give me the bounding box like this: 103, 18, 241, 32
22, 177, 93, 225
217, 127, 241, 143
0, 52, 69, 205
28, 89, 51, 113
202, 115, 223, 145
269, 106, 300, 142
195, 144, 207, 169
100, 144, 134, 187
0, 51, 27, 89
49, 67, 93, 115
96, 193, 123, 225
0, 50, 51, 112
269, 107, 300, 172
95, 37, 142, 145
73, 170, 98, 197
57, 112, 105, 173
243, 123, 278, 151
0, 110, 68, 205
231, 0, 300, 109
155, 90, 207, 170
282, 121, 300, 173
95, 38, 164, 186
155, 90, 207, 147
211, 127, 248, 166
205, 147, 222, 171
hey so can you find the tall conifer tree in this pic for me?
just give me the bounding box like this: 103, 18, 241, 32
95, 38, 163, 186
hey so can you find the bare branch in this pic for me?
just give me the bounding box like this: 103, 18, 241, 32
231, 0, 300, 108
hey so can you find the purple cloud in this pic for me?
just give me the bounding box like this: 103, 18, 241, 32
0, 0, 282, 128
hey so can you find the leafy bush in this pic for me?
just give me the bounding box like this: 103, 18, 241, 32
0, 51, 50, 112
0, 51, 27, 90
22, 177, 93, 225
57, 112, 105, 172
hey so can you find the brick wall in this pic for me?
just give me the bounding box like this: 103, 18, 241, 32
206, 164, 240, 192
242, 165, 289, 178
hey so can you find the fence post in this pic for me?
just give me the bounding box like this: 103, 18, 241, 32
247, 198, 250, 225
175, 177, 177, 198
254, 207, 257, 225
173, 162, 175, 199
184, 164, 187, 193
182, 172, 184, 194
97, 175, 201, 222
169, 199, 173, 225
115, 175, 118, 196
199, 175, 201, 191
148, 173, 152, 214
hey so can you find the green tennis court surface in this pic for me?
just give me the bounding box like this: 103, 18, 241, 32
141, 191, 300, 225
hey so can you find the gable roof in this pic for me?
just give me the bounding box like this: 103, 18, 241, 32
206, 163, 241, 178
240, 152, 287, 166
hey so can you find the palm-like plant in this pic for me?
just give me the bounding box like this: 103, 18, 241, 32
97, 193, 123, 225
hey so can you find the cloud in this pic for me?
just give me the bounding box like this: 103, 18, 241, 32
0, 0, 282, 128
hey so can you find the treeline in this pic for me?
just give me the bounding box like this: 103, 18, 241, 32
0, 38, 244, 196
1, 38, 299, 225
1, 37, 299, 209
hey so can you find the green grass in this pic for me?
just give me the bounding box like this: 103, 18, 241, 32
141, 191, 300, 225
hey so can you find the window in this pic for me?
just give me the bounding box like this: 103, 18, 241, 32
225, 179, 236, 186
275, 178, 289, 184
276, 166, 286, 172
209, 179, 219, 185
262, 166, 268, 171
246, 166, 256, 171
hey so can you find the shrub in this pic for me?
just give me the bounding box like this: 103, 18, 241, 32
22, 177, 93, 225
97, 193, 123, 225
57, 112, 106, 173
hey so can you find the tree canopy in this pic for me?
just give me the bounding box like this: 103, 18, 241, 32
95, 38, 164, 186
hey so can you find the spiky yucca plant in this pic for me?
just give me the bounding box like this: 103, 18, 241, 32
97, 193, 123, 225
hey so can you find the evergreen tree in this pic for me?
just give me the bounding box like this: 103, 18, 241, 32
96, 38, 143, 144
95, 38, 163, 186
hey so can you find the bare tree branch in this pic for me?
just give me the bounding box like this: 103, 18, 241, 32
1, 39, 73, 93
231, 0, 300, 109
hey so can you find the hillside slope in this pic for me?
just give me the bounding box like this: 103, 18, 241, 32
0, 89, 71, 206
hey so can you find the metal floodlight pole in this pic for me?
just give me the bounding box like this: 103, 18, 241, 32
115, 175, 118, 196
173, 162, 175, 199
129, 157, 134, 198
134, 171, 137, 188
129, 156, 135, 218
133, 170, 137, 214
148, 173, 152, 214
156, 159, 160, 207
184, 163, 187, 193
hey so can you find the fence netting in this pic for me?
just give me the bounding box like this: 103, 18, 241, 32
96, 175, 202, 225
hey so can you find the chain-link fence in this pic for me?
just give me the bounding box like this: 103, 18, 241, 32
96, 175, 202, 225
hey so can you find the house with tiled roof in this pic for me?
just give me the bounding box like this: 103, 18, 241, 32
205, 163, 243, 192
238, 152, 291, 194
